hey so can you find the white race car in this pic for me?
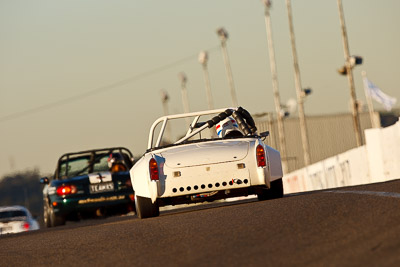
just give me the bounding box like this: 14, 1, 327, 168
130, 107, 283, 218
0, 206, 40, 235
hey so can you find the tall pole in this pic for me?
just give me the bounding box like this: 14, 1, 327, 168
267, 112, 274, 148
198, 51, 215, 110
217, 27, 239, 107
262, 0, 288, 174
178, 72, 190, 114
361, 71, 378, 128
337, 0, 362, 146
178, 72, 191, 126
285, 0, 311, 166
160, 89, 172, 142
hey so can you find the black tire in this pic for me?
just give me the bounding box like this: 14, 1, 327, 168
135, 195, 159, 219
49, 203, 66, 227
43, 201, 51, 228
257, 178, 284, 201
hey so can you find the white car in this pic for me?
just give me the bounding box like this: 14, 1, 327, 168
130, 107, 283, 218
0, 206, 40, 235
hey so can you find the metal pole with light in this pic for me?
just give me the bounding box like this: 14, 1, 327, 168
178, 72, 190, 114
160, 89, 172, 142
216, 27, 239, 107
262, 0, 288, 174
178, 72, 191, 126
285, 0, 311, 166
337, 0, 363, 146
198, 51, 215, 110
361, 71, 378, 128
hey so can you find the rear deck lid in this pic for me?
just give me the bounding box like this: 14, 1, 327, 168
161, 140, 250, 168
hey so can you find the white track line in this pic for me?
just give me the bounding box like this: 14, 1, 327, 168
326, 190, 400, 199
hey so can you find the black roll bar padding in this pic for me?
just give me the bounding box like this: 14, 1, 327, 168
237, 107, 257, 134
224, 109, 233, 117
217, 112, 228, 121
232, 111, 251, 136
206, 108, 234, 128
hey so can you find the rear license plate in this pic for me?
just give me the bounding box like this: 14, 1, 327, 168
90, 182, 114, 193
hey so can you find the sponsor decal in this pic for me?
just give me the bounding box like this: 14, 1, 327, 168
88, 172, 112, 184
78, 195, 125, 204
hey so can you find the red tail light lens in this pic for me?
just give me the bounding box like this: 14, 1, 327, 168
23, 222, 30, 230
56, 185, 77, 196
256, 145, 266, 167
149, 158, 159, 181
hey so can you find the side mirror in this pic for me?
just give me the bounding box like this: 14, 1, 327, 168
40, 177, 49, 185
260, 131, 269, 138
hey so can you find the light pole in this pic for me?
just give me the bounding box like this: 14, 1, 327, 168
198, 51, 215, 110
178, 72, 191, 126
262, 0, 288, 174
361, 71, 379, 128
178, 72, 190, 114
216, 27, 238, 107
285, 0, 311, 166
337, 0, 363, 146
160, 89, 172, 142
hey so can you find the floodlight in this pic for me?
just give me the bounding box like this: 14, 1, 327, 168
216, 27, 228, 41
198, 51, 208, 65
178, 72, 187, 83
349, 55, 363, 67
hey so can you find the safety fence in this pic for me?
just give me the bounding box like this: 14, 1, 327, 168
283, 118, 400, 194
254, 112, 378, 172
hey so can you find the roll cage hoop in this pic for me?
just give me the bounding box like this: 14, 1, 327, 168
55, 147, 133, 179
147, 107, 258, 150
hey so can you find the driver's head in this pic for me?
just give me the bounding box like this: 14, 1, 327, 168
107, 153, 127, 172
216, 117, 243, 138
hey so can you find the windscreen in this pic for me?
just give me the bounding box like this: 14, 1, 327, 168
58, 149, 133, 179
0, 210, 27, 220
59, 156, 91, 179
152, 114, 218, 149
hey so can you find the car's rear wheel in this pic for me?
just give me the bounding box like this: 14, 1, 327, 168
48, 203, 66, 227
135, 195, 159, 219
43, 201, 51, 228
257, 178, 284, 201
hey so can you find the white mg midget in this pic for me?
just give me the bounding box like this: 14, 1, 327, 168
130, 107, 283, 218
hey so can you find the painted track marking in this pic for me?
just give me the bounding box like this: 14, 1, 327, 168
326, 190, 400, 199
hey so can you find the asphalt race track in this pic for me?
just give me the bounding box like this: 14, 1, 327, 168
1, 179, 400, 266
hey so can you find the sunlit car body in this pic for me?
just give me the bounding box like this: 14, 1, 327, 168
130, 107, 283, 219
40, 147, 135, 227
0, 206, 39, 235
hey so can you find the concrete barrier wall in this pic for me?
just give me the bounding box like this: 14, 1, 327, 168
283, 118, 400, 194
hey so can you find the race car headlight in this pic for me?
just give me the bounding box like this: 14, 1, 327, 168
149, 158, 159, 181
256, 145, 266, 167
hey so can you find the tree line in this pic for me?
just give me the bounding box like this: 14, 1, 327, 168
0, 169, 45, 226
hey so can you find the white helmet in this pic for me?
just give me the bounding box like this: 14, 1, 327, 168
216, 117, 243, 138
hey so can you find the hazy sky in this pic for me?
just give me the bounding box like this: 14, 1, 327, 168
1, 0, 399, 178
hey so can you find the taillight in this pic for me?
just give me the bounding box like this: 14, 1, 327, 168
149, 158, 159, 181
23, 222, 30, 230
256, 145, 266, 167
56, 185, 77, 196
